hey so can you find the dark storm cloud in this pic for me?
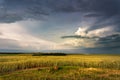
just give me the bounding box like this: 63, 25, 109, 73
0, 0, 119, 23
62, 34, 120, 40
0, 0, 119, 53
61, 35, 87, 39
96, 34, 120, 48
61, 35, 99, 39
82, 0, 120, 31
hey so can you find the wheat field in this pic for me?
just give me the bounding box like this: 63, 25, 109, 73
0, 54, 120, 80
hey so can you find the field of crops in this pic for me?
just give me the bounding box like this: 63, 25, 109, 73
0, 54, 120, 80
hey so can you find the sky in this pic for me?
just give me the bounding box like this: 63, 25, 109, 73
0, 0, 120, 53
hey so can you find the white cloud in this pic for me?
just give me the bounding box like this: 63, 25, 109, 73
75, 26, 115, 38
62, 38, 98, 48
87, 27, 115, 37
63, 26, 118, 48
75, 26, 88, 36
0, 20, 66, 51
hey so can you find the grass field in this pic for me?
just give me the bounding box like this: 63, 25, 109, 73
0, 54, 120, 80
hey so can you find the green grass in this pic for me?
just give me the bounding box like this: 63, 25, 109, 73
0, 54, 120, 80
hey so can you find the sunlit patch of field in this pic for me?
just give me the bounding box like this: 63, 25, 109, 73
0, 54, 120, 80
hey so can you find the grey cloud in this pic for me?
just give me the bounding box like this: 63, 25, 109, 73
0, 32, 2, 35
96, 34, 120, 48
0, 13, 23, 23
61, 35, 99, 39
61, 33, 120, 49
0, 0, 119, 23
0, 38, 22, 49
0, 38, 37, 52
61, 35, 83, 39
0, 0, 119, 53
84, 13, 104, 18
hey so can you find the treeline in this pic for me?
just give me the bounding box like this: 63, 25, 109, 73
32, 53, 67, 56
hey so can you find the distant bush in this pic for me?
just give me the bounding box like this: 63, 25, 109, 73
32, 53, 67, 56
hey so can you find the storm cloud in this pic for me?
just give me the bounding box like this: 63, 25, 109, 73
0, 0, 120, 53
0, 0, 120, 33
0, 0, 119, 22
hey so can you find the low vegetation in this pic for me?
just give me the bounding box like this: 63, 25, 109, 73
32, 53, 67, 56
0, 53, 120, 80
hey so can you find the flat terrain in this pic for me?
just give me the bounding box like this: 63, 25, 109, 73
0, 54, 120, 80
